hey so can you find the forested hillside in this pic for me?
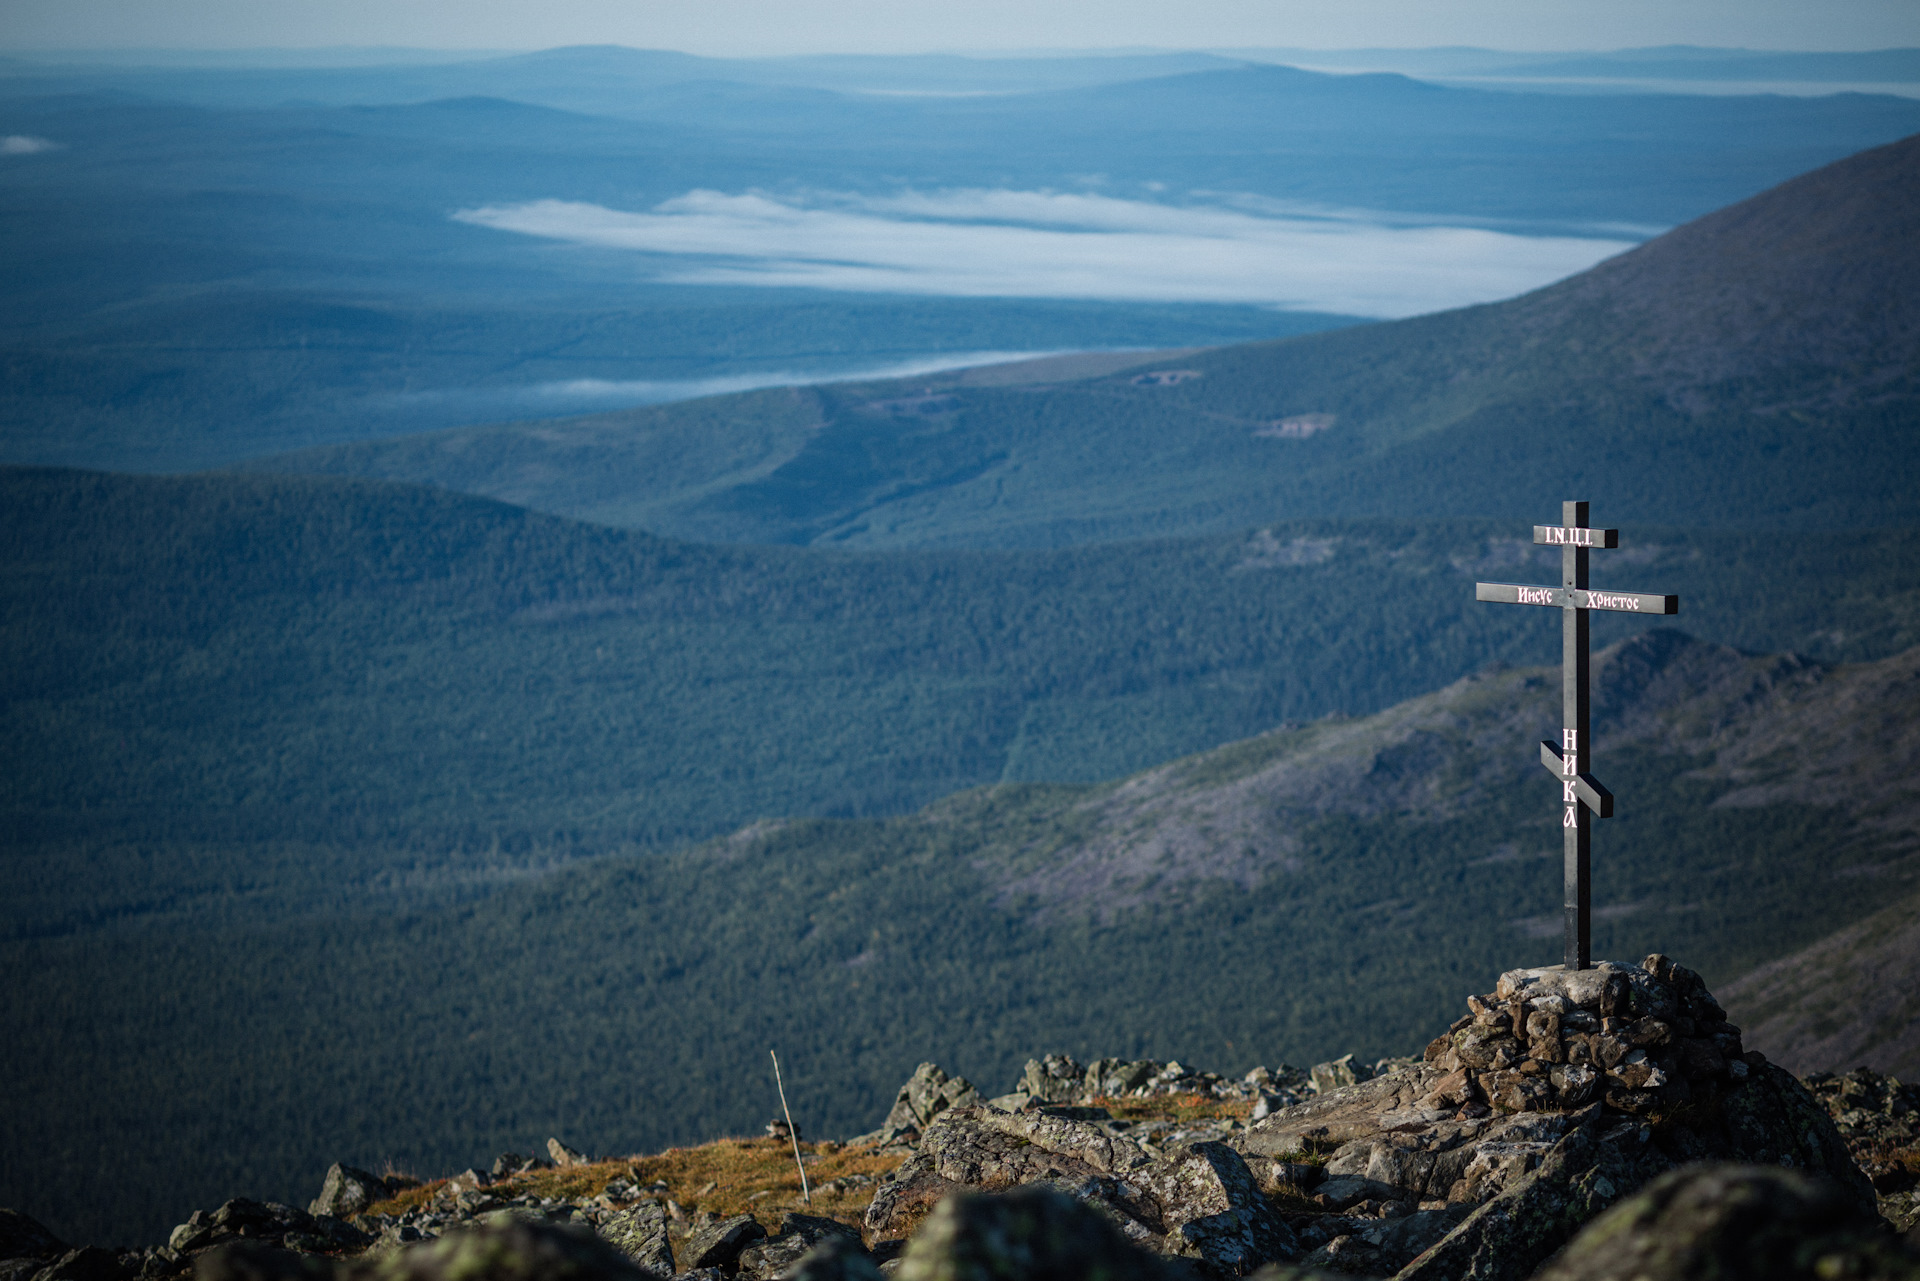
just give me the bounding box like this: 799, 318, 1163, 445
7, 464, 1919, 939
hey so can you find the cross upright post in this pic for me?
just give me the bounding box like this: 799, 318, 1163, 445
1560, 499, 1593, 970
1474, 502, 1679, 971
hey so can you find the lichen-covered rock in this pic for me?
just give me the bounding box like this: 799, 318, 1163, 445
596, 1204, 673, 1276
868, 1105, 1294, 1276
1397, 1105, 1669, 1281
1531, 1164, 1920, 1281
872, 1065, 984, 1146
546, 1140, 587, 1169
895, 1186, 1190, 1281
354, 1216, 655, 1281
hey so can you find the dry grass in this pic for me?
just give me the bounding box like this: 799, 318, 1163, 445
361, 1096, 1262, 1238
363, 1137, 904, 1234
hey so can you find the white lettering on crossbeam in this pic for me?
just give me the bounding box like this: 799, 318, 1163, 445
1587, 592, 1640, 611
1517, 587, 1556, 605
1543, 526, 1599, 546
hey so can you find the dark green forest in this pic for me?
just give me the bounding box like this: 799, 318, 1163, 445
6, 465, 1919, 937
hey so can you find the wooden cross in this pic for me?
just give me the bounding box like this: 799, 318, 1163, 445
1474, 501, 1679, 971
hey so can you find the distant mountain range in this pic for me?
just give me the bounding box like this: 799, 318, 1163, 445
5, 51, 1919, 471
265, 134, 1920, 544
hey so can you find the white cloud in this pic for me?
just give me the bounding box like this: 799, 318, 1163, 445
454, 188, 1641, 318
1, 135, 59, 155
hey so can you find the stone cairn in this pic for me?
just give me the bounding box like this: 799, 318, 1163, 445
1419, 952, 1751, 1118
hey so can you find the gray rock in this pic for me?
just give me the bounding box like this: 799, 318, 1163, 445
677, 1216, 766, 1273
873, 1064, 983, 1145
1308, 1057, 1367, 1096
596, 1204, 672, 1277
353, 1216, 656, 1281
191, 1243, 336, 1281
488, 1157, 527, 1181
0, 1213, 67, 1264
310, 1167, 389, 1220
547, 1141, 588, 1169
1532, 1164, 1920, 1281
895, 1186, 1189, 1281
867, 1105, 1295, 1275
734, 1221, 862, 1281
2, 1261, 47, 1281
1017, 1056, 1087, 1107
778, 1236, 882, 1281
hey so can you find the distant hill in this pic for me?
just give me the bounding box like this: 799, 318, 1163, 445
1722, 887, 1920, 1079
10, 623, 1918, 1245
263, 135, 1920, 544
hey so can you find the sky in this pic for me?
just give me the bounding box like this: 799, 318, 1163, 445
4, 0, 1917, 55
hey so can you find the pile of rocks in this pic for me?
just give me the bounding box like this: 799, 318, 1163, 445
1419, 954, 1750, 1117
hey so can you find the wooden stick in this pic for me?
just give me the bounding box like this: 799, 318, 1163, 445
770, 1050, 811, 1205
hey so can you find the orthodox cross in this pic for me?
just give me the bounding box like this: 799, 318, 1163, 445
1475, 501, 1678, 971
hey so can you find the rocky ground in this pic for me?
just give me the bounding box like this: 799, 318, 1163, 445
5, 956, 1919, 1281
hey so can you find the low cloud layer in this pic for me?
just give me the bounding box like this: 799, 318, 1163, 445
456, 189, 1640, 318
1, 135, 59, 155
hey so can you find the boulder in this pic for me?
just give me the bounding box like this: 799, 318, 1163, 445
310, 1168, 389, 1221
778, 1236, 882, 1281
733, 1214, 861, 1281
1532, 1164, 1920, 1281
895, 1186, 1190, 1281
595, 1205, 672, 1277
867, 1105, 1295, 1276
193, 1242, 337, 1281
675, 1217, 765, 1273
547, 1141, 588, 1169
871, 1064, 983, 1146
352, 1216, 655, 1281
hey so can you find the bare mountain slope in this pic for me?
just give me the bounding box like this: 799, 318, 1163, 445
961, 630, 1920, 922
1722, 887, 1920, 1078
1518, 131, 1920, 401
